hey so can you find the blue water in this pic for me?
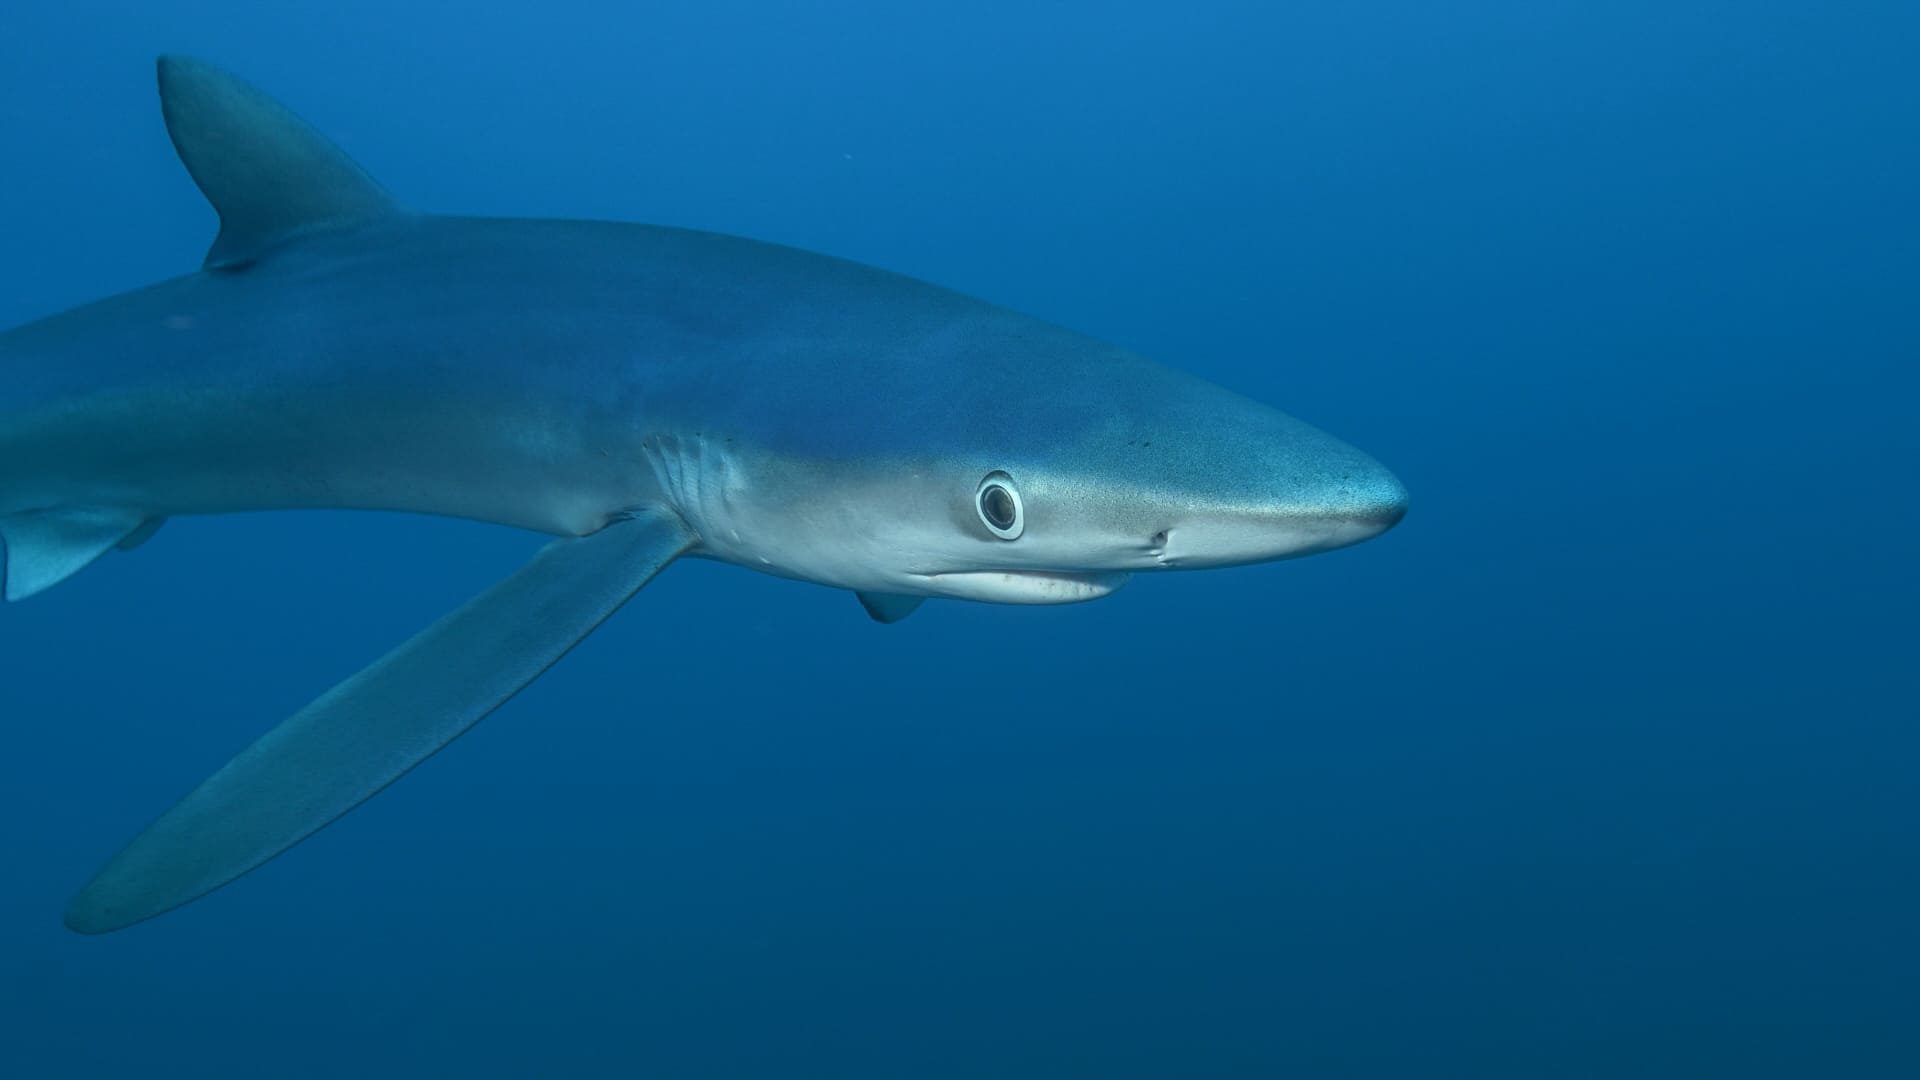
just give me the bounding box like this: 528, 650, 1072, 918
3, 2, 1915, 1076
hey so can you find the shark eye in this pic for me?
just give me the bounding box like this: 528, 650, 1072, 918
975, 471, 1024, 540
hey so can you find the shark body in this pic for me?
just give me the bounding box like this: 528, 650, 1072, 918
1, 59, 1407, 933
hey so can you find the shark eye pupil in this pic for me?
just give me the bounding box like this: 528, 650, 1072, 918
975, 471, 1024, 540
982, 486, 1015, 529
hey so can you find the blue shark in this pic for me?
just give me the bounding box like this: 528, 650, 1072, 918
1, 58, 1407, 933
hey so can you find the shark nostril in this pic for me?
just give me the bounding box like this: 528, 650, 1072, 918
1150, 529, 1168, 548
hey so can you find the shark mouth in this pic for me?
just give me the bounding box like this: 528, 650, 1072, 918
918, 569, 1132, 605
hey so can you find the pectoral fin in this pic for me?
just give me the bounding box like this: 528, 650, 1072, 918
65, 508, 695, 934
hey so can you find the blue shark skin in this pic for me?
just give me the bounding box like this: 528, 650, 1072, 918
2, 58, 1406, 933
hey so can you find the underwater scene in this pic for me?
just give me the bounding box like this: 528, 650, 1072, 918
1, 2, 1914, 1076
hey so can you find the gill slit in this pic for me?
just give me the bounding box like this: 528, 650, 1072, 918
642, 433, 740, 549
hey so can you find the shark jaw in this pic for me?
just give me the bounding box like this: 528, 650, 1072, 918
915, 569, 1133, 604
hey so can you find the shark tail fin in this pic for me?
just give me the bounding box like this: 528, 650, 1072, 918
156, 56, 401, 269
0, 508, 165, 602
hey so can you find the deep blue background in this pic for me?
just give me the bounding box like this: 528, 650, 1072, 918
3, 2, 1915, 1075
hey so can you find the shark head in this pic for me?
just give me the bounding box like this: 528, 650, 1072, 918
661, 307, 1407, 609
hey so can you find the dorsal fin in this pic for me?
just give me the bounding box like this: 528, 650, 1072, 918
156, 56, 399, 269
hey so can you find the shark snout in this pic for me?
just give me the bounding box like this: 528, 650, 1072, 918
1343, 463, 1411, 535
1152, 450, 1407, 570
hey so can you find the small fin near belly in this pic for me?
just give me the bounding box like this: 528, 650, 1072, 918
0, 507, 159, 602
115, 516, 169, 552
64, 507, 696, 934
856, 591, 925, 623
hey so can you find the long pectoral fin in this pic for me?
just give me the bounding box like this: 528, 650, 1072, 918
65, 509, 695, 934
